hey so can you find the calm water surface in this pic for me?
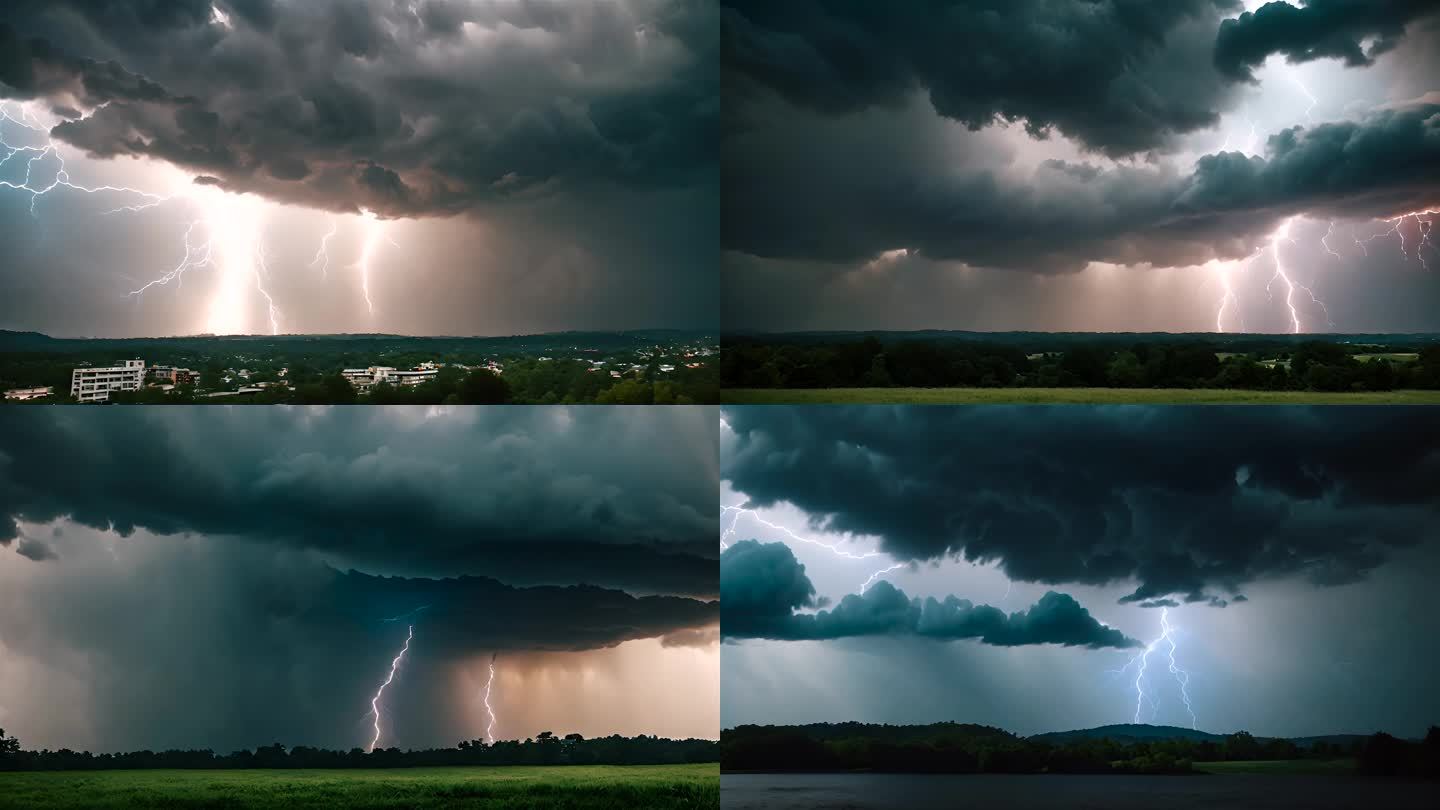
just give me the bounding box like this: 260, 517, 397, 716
722, 772, 1436, 809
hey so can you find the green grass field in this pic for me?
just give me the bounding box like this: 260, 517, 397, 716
0, 764, 719, 809
1194, 759, 1357, 775
721, 387, 1440, 404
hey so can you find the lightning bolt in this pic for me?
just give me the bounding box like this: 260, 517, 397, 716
0, 102, 168, 218
310, 218, 338, 279
721, 505, 904, 594
1109, 607, 1197, 730
367, 624, 414, 753
1264, 216, 1332, 333
356, 209, 392, 315
482, 653, 499, 745
1356, 211, 1440, 270
3, 98, 396, 333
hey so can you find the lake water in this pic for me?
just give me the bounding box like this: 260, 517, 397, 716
722, 772, 1437, 809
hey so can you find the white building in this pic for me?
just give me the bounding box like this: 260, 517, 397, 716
72, 360, 145, 402
341, 366, 439, 391
4, 386, 53, 401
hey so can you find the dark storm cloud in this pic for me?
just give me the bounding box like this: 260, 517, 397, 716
334, 569, 718, 654
0, 0, 716, 217
1214, 0, 1440, 80
721, 540, 1136, 648
724, 0, 1243, 157
722, 407, 1440, 606
0, 23, 189, 108
0, 407, 717, 597
725, 99, 1440, 271
0, 527, 715, 752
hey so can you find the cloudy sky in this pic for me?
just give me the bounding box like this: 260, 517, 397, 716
723, 0, 1440, 333
720, 406, 1440, 738
0, 406, 719, 753
0, 1, 716, 337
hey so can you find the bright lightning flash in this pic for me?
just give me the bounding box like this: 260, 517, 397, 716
1110, 607, 1197, 730
482, 653, 499, 745
367, 624, 414, 753
721, 505, 902, 594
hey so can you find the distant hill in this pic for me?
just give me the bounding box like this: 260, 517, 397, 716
728, 721, 1017, 744
723, 330, 1440, 350
1031, 724, 1386, 747
1031, 724, 1225, 745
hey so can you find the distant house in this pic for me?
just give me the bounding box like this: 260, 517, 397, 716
4, 386, 53, 401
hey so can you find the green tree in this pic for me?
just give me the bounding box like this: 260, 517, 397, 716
456, 369, 511, 404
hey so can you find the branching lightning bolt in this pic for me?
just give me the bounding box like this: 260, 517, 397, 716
1109, 607, 1197, 730
367, 624, 414, 753
482, 653, 499, 745
0, 102, 166, 217
1264, 217, 1332, 333
310, 218, 338, 279
721, 505, 904, 594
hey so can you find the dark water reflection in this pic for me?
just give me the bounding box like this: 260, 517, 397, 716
722, 772, 1436, 809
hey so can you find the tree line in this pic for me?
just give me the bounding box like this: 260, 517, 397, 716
720, 723, 1440, 777
0, 728, 718, 771
722, 337, 1440, 391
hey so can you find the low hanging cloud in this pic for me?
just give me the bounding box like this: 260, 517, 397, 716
0, 407, 718, 597
724, 0, 1243, 158
721, 540, 1137, 649
725, 99, 1440, 272
1, 0, 717, 218
722, 407, 1440, 606
1214, 0, 1440, 80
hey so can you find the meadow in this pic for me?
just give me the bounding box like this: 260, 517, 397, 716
721, 387, 1440, 404
0, 763, 719, 809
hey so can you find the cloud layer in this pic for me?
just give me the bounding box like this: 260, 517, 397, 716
722, 406, 1440, 606
2, 0, 717, 218
0, 407, 718, 596
721, 540, 1135, 648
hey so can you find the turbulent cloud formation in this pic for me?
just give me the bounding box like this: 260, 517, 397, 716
0, 406, 720, 752
1, 0, 717, 217
0, 407, 718, 596
722, 406, 1440, 606
722, 0, 1440, 331
721, 540, 1136, 648
724, 0, 1242, 157
726, 95, 1440, 271
1214, 0, 1440, 80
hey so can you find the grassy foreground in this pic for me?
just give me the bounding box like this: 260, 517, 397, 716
722, 387, 1440, 404
0, 764, 719, 809
1194, 759, 1357, 775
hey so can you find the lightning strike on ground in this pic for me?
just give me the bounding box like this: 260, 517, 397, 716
1110, 607, 1198, 731
483, 653, 499, 745
367, 624, 414, 754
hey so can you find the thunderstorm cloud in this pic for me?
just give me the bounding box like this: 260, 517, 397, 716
0, 406, 720, 753
721, 406, 1440, 607
722, 0, 1440, 332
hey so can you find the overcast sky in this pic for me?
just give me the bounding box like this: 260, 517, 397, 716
0, 1, 717, 337
0, 406, 719, 753
722, 0, 1440, 333
720, 406, 1440, 738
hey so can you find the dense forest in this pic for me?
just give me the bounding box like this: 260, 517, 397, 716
0, 727, 718, 771
722, 336, 1440, 392
720, 723, 1440, 778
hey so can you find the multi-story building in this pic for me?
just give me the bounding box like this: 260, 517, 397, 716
341, 366, 439, 391
71, 360, 145, 403
147, 366, 199, 386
